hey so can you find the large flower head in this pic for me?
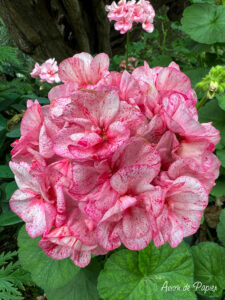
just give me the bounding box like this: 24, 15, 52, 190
9, 54, 220, 268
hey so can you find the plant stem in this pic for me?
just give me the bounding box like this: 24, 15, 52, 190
126, 31, 130, 70
207, 227, 214, 242
161, 22, 167, 55
196, 95, 208, 110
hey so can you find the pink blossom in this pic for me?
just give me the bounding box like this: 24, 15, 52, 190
154, 176, 208, 247
53, 88, 147, 160
30, 58, 60, 84
58, 53, 109, 88
133, 61, 197, 118
30, 63, 41, 78
11, 100, 60, 163
9, 161, 56, 238
47, 53, 110, 110
106, 0, 155, 34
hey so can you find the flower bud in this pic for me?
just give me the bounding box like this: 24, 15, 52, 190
209, 81, 218, 92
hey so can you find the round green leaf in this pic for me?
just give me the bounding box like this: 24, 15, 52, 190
181, 4, 225, 44
18, 226, 79, 290
217, 94, 225, 111
98, 242, 196, 300
46, 258, 101, 300
192, 242, 225, 297
217, 209, 225, 246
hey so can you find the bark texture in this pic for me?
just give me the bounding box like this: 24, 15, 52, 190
0, 0, 189, 62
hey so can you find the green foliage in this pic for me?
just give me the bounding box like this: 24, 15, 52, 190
181, 4, 225, 44
0, 18, 11, 46
0, 251, 32, 300
0, 46, 21, 72
0, 165, 13, 179
0, 210, 22, 226
192, 242, 225, 297
197, 66, 225, 99
217, 209, 225, 245
199, 99, 225, 143
97, 242, 195, 300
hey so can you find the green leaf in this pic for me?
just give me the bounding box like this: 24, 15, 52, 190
36, 97, 50, 105
196, 295, 219, 300
210, 177, 225, 197
23, 95, 50, 105
5, 181, 18, 201
0, 251, 17, 266
0, 94, 20, 112
217, 209, 225, 246
0, 211, 22, 226
191, 0, 215, 3
6, 127, 20, 138
98, 242, 196, 300
198, 99, 225, 144
184, 68, 210, 88
181, 4, 225, 44
0, 114, 7, 131
216, 94, 225, 111
0, 165, 14, 179
18, 226, 80, 291
46, 258, 101, 300
0, 130, 6, 152
192, 242, 225, 297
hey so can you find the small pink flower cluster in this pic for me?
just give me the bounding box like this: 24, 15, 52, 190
10, 53, 220, 268
30, 58, 60, 84
106, 0, 155, 34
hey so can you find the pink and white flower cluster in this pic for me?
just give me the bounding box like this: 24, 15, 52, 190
106, 0, 155, 34
10, 52, 220, 268
30, 58, 60, 84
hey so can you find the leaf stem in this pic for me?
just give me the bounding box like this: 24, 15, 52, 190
126, 31, 130, 70
196, 95, 208, 110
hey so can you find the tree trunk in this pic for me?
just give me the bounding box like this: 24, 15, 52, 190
0, 0, 189, 63
0, 0, 112, 62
